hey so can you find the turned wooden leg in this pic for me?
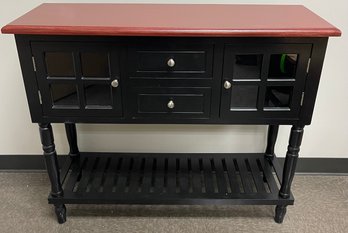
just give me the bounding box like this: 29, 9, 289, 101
65, 123, 80, 158
275, 205, 287, 223
275, 125, 304, 223
39, 123, 67, 224
265, 125, 279, 160
54, 204, 67, 224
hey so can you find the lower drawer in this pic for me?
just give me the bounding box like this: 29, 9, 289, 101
129, 87, 211, 119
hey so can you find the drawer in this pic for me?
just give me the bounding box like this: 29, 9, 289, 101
127, 44, 214, 78
129, 87, 211, 119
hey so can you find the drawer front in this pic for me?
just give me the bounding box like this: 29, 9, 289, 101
129, 87, 211, 119
128, 44, 214, 78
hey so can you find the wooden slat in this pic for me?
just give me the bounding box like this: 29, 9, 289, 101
214, 158, 228, 194
236, 158, 254, 193
141, 157, 154, 193
259, 159, 279, 194
53, 153, 297, 206
202, 158, 214, 193
103, 157, 120, 193
76, 157, 98, 193
115, 157, 131, 193
190, 157, 202, 194
179, 157, 189, 193
90, 157, 108, 193
59, 156, 72, 183
166, 157, 176, 194
128, 157, 143, 193
248, 159, 266, 193
225, 158, 240, 194
154, 157, 165, 194
63, 158, 85, 194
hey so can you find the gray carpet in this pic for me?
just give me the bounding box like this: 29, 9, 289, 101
0, 172, 347, 233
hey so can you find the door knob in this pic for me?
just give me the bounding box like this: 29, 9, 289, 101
167, 100, 175, 109
167, 58, 175, 67
111, 79, 119, 88
224, 80, 232, 89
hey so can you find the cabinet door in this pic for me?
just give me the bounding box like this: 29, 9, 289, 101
31, 42, 122, 117
220, 44, 311, 120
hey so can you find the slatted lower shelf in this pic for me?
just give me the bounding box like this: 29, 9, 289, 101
49, 152, 293, 205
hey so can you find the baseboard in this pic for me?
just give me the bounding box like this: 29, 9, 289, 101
0, 154, 347, 174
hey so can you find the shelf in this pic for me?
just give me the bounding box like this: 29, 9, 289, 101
51, 152, 293, 206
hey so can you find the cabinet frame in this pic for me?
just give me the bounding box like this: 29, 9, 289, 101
16, 35, 328, 126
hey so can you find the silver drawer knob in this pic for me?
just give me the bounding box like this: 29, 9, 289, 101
111, 79, 119, 88
167, 58, 175, 67
224, 80, 232, 89
167, 100, 175, 109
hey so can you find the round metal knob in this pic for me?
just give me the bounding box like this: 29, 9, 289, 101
167, 100, 175, 109
224, 80, 232, 89
167, 58, 175, 67
111, 79, 119, 88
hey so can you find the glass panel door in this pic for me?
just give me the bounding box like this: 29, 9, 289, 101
221, 43, 311, 120
31, 42, 122, 117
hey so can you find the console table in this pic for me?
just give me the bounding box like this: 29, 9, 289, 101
2, 3, 340, 224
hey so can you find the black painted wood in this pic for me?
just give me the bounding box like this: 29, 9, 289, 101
14, 35, 327, 125
221, 44, 311, 121
11, 34, 332, 223
259, 158, 279, 194
127, 43, 214, 78
275, 125, 304, 223
265, 125, 279, 159
275, 205, 287, 224
129, 87, 212, 120
0, 155, 346, 173
30, 41, 123, 118
38, 123, 66, 224
298, 38, 328, 125
49, 152, 292, 205
39, 123, 63, 196
64, 123, 80, 158
279, 126, 304, 198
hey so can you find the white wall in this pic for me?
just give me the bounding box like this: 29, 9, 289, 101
0, 0, 347, 158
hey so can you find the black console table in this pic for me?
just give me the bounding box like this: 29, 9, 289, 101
2, 3, 340, 224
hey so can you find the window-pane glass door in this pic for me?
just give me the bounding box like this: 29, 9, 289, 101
31, 42, 122, 117
221, 43, 311, 120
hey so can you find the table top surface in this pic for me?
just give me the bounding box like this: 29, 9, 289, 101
1, 3, 341, 37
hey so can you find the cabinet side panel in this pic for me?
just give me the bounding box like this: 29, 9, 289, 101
299, 38, 328, 126
15, 35, 43, 122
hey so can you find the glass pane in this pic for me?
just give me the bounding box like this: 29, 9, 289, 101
233, 54, 262, 80
230, 85, 258, 110
45, 52, 75, 77
81, 52, 110, 78
50, 84, 78, 106
264, 86, 293, 109
84, 84, 112, 108
269, 54, 298, 79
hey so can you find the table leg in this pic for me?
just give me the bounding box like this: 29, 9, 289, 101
39, 123, 66, 224
275, 125, 304, 223
265, 125, 279, 160
65, 123, 80, 159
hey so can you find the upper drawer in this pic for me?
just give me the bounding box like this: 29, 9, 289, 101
127, 44, 214, 78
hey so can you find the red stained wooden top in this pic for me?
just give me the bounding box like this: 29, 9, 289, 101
1, 3, 341, 37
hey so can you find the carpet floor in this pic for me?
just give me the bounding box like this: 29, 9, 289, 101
0, 172, 347, 233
